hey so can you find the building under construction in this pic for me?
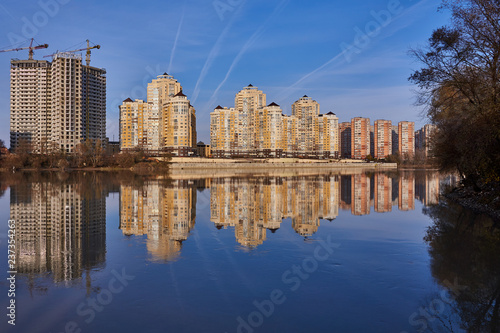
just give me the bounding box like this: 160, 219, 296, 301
9, 42, 106, 153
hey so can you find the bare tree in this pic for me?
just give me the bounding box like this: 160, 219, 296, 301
409, 0, 500, 187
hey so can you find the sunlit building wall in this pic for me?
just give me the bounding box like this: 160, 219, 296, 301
119, 99, 151, 150
374, 120, 392, 159
351, 117, 370, 160
398, 121, 415, 158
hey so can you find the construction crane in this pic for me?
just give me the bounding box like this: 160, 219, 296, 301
0, 38, 48, 60
44, 39, 100, 66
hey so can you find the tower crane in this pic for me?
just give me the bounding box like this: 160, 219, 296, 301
0, 38, 48, 60
44, 39, 100, 66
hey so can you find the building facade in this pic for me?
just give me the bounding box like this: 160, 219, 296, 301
415, 124, 437, 158
373, 120, 392, 159
398, 121, 415, 157
119, 74, 196, 156
351, 117, 370, 160
210, 85, 339, 158
339, 122, 352, 158
10, 52, 106, 153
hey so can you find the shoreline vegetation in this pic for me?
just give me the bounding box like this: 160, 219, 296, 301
408, 1, 500, 224
0, 140, 427, 174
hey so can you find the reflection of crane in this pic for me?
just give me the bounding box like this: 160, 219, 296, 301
0, 38, 49, 60
44, 39, 100, 66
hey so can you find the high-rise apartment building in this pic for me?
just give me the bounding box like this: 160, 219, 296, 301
10, 59, 51, 152
235, 84, 266, 154
316, 112, 340, 158
398, 121, 415, 157
210, 85, 339, 158
374, 120, 392, 159
415, 124, 437, 158
392, 125, 399, 155
351, 117, 370, 160
10, 52, 106, 153
119, 98, 151, 150
339, 122, 352, 158
293, 95, 319, 153
119, 74, 196, 156
147, 73, 182, 152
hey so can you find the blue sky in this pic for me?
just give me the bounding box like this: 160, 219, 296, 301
0, 0, 449, 146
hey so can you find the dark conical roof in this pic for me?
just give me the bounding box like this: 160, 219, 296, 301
248, 84, 253, 87
268, 102, 279, 107
123, 98, 133, 103
326, 111, 336, 115
163, 72, 168, 75
303, 95, 308, 98
174, 90, 186, 97
215, 105, 223, 109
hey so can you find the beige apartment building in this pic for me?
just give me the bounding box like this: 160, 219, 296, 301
10, 52, 106, 153
120, 73, 196, 156
210, 85, 339, 158
119, 98, 151, 149
293, 95, 319, 153
374, 120, 392, 159
398, 121, 415, 157
351, 117, 370, 160
415, 124, 437, 158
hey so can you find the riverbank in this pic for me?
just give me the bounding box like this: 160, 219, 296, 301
0, 158, 399, 176
167, 158, 397, 178
444, 182, 500, 223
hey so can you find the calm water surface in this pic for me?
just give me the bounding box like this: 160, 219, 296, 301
0, 170, 498, 333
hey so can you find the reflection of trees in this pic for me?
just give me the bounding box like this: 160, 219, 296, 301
423, 200, 500, 332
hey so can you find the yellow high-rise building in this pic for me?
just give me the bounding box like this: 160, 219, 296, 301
210, 86, 339, 158
162, 91, 197, 156
292, 95, 320, 154
119, 98, 151, 150
234, 84, 266, 154
120, 73, 196, 156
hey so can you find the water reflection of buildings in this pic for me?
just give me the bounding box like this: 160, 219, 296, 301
399, 173, 415, 211
211, 176, 340, 246
374, 173, 392, 213
10, 182, 106, 283
351, 174, 370, 216
115, 172, 442, 252
415, 172, 440, 206
119, 180, 197, 262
